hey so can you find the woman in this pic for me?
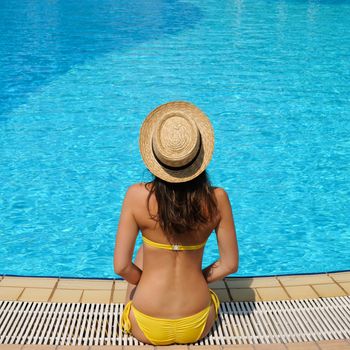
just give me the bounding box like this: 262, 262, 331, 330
114, 101, 238, 345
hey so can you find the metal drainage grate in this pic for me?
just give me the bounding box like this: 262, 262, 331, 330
0, 296, 349, 346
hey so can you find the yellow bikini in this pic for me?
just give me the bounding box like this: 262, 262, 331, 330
142, 235, 207, 251
119, 236, 220, 345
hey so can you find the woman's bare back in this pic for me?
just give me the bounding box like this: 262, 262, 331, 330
130, 182, 218, 317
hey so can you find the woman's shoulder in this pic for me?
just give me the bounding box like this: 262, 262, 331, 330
212, 186, 228, 197
212, 186, 230, 206
125, 182, 151, 200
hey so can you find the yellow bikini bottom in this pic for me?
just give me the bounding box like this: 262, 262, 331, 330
120, 289, 220, 345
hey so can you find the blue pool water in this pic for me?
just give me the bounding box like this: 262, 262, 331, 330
0, 0, 349, 278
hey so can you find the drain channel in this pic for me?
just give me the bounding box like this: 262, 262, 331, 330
0, 296, 349, 345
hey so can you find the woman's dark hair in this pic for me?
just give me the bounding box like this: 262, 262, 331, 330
146, 171, 218, 242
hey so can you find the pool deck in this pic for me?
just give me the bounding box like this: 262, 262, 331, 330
0, 271, 349, 349
1, 271, 349, 304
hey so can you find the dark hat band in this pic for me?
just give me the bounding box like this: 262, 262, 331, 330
152, 135, 202, 171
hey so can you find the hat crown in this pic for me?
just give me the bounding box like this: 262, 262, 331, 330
139, 101, 214, 183
152, 112, 200, 168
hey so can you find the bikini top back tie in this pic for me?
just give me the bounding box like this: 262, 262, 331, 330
142, 235, 207, 251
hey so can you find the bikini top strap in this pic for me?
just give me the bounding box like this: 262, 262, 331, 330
142, 235, 206, 251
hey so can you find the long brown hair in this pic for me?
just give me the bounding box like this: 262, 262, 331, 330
146, 171, 218, 242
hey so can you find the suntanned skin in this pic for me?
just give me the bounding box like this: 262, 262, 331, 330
114, 182, 239, 344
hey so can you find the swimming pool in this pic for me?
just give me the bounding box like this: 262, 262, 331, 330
1, 0, 349, 278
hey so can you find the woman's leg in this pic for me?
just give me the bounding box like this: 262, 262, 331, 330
197, 303, 217, 341
197, 290, 220, 341
125, 244, 143, 303
123, 244, 152, 344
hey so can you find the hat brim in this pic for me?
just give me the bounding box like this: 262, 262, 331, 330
139, 101, 214, 183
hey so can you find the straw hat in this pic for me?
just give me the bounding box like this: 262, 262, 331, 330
139, 101, 214, 183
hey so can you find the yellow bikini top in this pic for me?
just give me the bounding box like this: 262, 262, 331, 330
142, 235, 207, 251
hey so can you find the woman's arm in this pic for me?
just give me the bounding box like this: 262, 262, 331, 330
114, 185, 142, 285
202, 188, 239, 283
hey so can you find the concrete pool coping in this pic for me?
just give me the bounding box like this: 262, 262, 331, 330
0, 271, 349, 304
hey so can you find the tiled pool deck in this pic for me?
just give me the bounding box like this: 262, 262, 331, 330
1, 272, 350, 304
0, 271, 349, 349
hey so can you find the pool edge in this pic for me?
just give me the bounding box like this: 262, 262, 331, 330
0, 270, 349, 303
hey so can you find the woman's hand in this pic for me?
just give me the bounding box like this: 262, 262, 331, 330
116, 262, 142, 285
202, 258, 237, 284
